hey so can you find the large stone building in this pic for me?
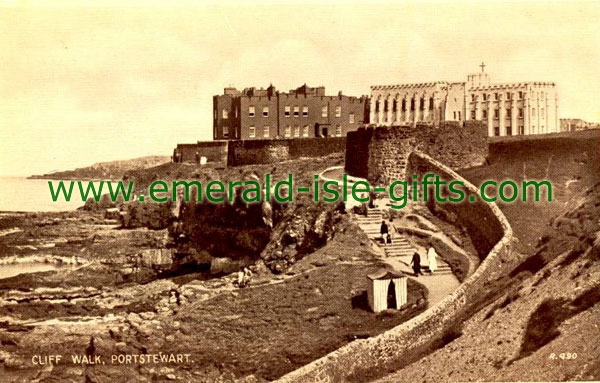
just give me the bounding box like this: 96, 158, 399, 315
213, 84, 369, 140
370, 65, 559, 137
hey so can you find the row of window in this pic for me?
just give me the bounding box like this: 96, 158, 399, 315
469, 107, 545, 120
492, 125, 544, 136
242, 105, 344, 118
473, 91, 547, 102
375, 98, 434, 113
247, 125, 343, 138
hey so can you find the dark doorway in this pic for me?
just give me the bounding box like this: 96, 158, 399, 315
321, 127, 328, 137
314, 124, 320, 137
387, 280, 396, 310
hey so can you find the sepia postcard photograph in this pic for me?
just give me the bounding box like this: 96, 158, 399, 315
0, 0, 599, 382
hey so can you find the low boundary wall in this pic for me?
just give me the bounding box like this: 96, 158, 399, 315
227, 137, 346, 166
175, 141, 228, 163
278, 151, 515, 383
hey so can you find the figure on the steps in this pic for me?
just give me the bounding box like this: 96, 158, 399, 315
369, 190, 376, 208
411, 252, 424, 277
427, 247, 438, 273
380, 220, 389, 245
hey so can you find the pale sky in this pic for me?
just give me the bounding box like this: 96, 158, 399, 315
1, 1, 599, 176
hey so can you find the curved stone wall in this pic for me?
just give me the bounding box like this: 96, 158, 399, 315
278, 151, 515, 383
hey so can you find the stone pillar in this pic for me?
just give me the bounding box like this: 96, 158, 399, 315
487, 100, 493, 137
422, 93, 428, 122
405, 96, 410, 124
370, 98, 377, 125
499, 93, 505, 136
511, 97, 517, 135
524, 92, 530, 135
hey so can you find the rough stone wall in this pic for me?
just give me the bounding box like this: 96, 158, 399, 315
278, 151, 516, 383
176, 141, 228, 163
345, 121, 488, 184
227, 137, 346, 166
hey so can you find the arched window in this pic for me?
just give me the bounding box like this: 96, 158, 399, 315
392, 99, 397, 112
375, 101, 380, 113
384, 99, 389, 112
402, 99, 406, 112
429, 97, 434, 110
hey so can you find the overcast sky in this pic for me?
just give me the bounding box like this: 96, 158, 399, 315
1, 1, 599, 176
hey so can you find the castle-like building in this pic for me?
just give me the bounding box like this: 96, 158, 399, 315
213, 84, 368, 140
370, 64, 559, 136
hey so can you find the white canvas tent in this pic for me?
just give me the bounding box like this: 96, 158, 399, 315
367, 269, 407, 313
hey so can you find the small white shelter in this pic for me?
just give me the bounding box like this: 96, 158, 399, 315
367, 269, 407, 313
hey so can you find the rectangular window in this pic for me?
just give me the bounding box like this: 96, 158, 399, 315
506, 125, 512, 136
519, 125, 524, 135
506, 92, 511, 100
335, 125, 341, 137
420, 98, 425, 110
248, 106, 255, 117
249, 126, 255, 138
458, 111, 461, 120
262, 106, 269, 117
429, 98, 434, 110
294, 126, 300, 137
483, 110, 488, 119
349, 113, 355, 123
518, 91, 523, 99
471, 110, 476, 120
321, 105, 328, 117
494, 109, 499, 119
483, 94, 487, 101
293, 106, 299, 117
335, 105, 341, 117
507, 109, 512, 118
222, 109, 228, 119
284, 106, 290, 117
263, 126, 269, 138
518, 108, 523, 118
285, 125, 291, 137
494, 93, 499, 100
223, 125, 229, 138
494, 126, 500, 136
302, 106, 308, 117
453, 111, 456, 120
471, 94, 475, 101
302, 125, 309, 137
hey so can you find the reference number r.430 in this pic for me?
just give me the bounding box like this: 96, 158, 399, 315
549, 352, 577, 360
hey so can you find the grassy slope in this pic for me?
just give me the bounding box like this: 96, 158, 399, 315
31, 155, 170, 180
375, 130, 600, 382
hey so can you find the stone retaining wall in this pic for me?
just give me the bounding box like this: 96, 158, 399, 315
175, 141, 228, 163
345, 121, 488, 184
278, 151, 515, 383
227, 137, 346, 166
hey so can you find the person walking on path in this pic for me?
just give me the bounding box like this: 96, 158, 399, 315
427, 246, 439, 273
411, 251, 424, 277
380, 220, 389, 246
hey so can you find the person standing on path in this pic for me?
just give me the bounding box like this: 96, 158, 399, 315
411, 252, 424, 277
427, 246, 438, 274
380, 220, 389, 246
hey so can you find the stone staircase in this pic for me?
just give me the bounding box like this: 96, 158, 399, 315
353, 207, 453, 276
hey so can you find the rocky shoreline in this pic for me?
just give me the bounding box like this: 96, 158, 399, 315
0, 200, 429, 382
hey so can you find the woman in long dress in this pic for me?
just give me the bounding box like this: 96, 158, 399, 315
427, 247, 438, 273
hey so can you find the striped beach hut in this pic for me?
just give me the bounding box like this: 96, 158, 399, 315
367, 269, 408, 313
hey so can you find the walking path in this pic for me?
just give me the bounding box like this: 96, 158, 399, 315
319, 165, 461, 306
353, 205, 460, 307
